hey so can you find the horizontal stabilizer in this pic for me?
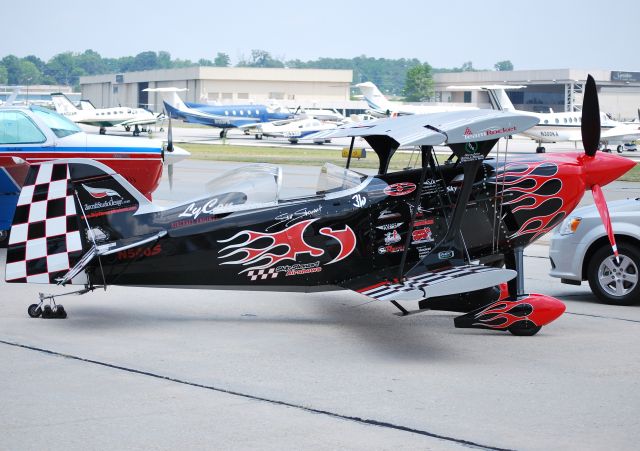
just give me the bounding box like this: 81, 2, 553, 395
356, 265, 516, 303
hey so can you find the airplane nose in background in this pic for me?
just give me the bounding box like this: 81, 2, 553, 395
582, 153, 636, 188
164, 146, 191, 165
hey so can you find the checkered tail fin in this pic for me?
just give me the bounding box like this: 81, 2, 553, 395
5, 162, 86, 284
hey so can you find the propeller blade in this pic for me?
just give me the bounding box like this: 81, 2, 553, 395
168, 163, 174, 191
591, 184, 619, 262
167, 115, 174, 153
581, 74, 601, 157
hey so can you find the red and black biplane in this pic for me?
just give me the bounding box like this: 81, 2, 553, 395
4, 76, 635, 335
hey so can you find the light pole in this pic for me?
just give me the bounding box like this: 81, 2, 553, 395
26, 77, 32, 106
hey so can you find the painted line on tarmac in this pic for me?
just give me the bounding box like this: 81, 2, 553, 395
565, 311, 640, 323
0, 338, 512, 451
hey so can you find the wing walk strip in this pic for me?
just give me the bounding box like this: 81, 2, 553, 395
0, 339, 511, 451
359, 265, 509, 302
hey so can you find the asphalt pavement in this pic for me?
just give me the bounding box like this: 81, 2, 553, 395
1, 156, 640, 451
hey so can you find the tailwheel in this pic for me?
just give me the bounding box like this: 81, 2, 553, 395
508, 321, 542, 336
28, 304, 42, 318
54, 305, 67, 319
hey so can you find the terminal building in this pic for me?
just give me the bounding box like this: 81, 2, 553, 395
79, 67, 358, 113
434, 69, 640, 120
79, 67, 640, 121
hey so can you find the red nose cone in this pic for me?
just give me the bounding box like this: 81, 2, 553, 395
525, 293, 566, 327
581, 153, 636, 188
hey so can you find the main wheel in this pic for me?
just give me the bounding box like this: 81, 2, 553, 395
125, 126, 131, 132
616, 145, 624, 153
28, 304, 42, 318
536, 146, 546, 153
587, 242, 640, 305
508, 321, 542, 336
219, 130, 225, 139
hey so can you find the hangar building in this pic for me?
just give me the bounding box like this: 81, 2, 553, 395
433, 69, 640, 120
79, 67, 354, 113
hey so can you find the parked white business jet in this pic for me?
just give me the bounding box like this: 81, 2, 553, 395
356, 81, 477, 117
447, 85, 640, 153
51, 93, 159, 136
244, 117, 338, 143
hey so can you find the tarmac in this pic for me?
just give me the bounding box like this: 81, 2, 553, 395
1, 151, 640, 450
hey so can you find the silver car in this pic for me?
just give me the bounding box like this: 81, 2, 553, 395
549, 198, 640, 305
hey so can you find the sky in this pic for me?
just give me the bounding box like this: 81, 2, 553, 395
3, 0, 639, 71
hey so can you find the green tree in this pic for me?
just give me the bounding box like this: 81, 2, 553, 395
132, 51, 158, 71
198, 58, 214, 67
16, 60, 41, 84
0, 65, 7, 84
77, 49, 106, 75
157, 51, 172, 69
494, 60, 514, 71
45, 52, 80, 85
238, 50, 284, 68
403, 63, 434, 102
214, 52, 230, 67
461, 61, 475, 71
2, 55, 21, 84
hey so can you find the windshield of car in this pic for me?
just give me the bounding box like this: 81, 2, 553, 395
31, 106, 81, 138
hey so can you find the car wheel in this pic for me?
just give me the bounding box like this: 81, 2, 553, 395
587, 242, 640, 305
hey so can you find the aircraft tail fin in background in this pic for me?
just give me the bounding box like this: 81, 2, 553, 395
51, 93, 79, 114
356, 82, 393, 113
445, 85, 524, 111
79, 100, 96, 110
4, 87, 20, 105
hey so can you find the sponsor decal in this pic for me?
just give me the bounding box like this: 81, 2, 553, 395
246, 261, 322, 281
218, 219, 356, 273
438, 250, 455, 259
268, 205, 322, 230
117, 244, 162, 261
413, 218, 434, 227
80, 183, 133, 214
411, 227, 434, 244
179, 198, 238, 220
82, 184, 122, 199
378, 208, 401, 220
376, 222, 403, 231
378, 244, 405, 254
416, 245, 433, 259
421, 178, 443, 196
384, 229, 401, 245
384, 182, 416, 197
352, 194, 367, 208
464, 126, 516, 140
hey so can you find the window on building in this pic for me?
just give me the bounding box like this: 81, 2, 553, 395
221, 93, 233, 100
208, 92, 219, 101
237, 93, 249, 100
269, 92, 285, 100
463, 91, 472, 103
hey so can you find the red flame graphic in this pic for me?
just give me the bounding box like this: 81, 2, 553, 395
473, 294, 565, 329
218, 219, 357, 273
493, 162, 568, 241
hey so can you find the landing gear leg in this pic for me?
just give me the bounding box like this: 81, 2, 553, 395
133, 125, 140, 136
219, 129, 227, 139
26, 286, 100, 319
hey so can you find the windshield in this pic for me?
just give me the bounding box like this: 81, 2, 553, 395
316, 163, 367, 194
205, 163, 282, 207
31, 106, 81, 138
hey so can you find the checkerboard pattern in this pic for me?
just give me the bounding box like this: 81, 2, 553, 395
246, 268, 279, 281
5, 163, 84, 284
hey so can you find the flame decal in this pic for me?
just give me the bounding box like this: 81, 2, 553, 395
218, 219, 358, 273
473, 300, 534, 328
218, 219, 325, 273
491, 161, 568, 241
471, 294, 566, 329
